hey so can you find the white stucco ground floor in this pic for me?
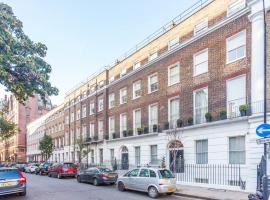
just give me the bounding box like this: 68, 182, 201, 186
53, 114, 269, 193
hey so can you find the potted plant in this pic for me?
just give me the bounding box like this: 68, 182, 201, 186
112, 157, 117, 171
105, 135, 109, 140
143, 126, 149, 134
177, 119, 183, 128
187, 116, 193, 126
153, 124, 158, 132
128, 129, 133, 136
123, 130, 127, 137
164, 122, 170, 130
220, 109, 227, 120
205, 112, 212, 122
137, 128, 143, 135
239, 104, 248, 116
112, 133, 116, 139
94, 135, 98, 141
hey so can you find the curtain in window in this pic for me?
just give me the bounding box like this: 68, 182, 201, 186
196, 140, 208, 164
195, 89, 208, 124
170, 98, 180, 127
229, 136, 245, 164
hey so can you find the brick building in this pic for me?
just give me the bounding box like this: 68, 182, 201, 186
0, 95, 51, 163
28, 0, 270, 193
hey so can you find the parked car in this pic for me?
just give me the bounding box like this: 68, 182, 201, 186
48, 162, 77, 179
77, 167, 118, 186
16, 163, 27, 172
25, 163, 39, 173
35, 163, 51, 175
117, 167, 176, 198
0, 168, 27, 196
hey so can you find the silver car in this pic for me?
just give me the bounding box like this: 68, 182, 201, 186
117, 167, 176, 198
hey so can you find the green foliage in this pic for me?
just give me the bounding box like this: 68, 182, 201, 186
161, 156, 166, 168
76, 137, 88, 163
0, 3, 58, 103
0, 117, 16, 140
239, 104, 248, 111
205, 112, 212, 121
39, 135, 54, 161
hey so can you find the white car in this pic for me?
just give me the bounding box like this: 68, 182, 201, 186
25, 164, 39, 173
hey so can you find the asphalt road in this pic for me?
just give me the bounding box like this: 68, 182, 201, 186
0, 173, 201, 200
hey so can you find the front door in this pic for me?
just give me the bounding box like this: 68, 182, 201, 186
121, 153, 129, 170
169, 149, 184, 173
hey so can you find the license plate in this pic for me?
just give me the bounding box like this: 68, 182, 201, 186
108, 175, 114, 178
167, 187, 174, 192
68, 171, 73, 174
0, 182, 17, 187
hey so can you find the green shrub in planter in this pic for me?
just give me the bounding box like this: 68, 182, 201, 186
128, 129, 133, 136
239, 104, 248, 116
164, 122, 170, 130
143, 126, 149, 134
220, 109, 227, 120
112, 133, 116, 139
205, 112, 212, 122
137, 128, 143, 135
187, 116, 193, 126
153, 124, 158, 132
177, 119, 183, 128
123, 130, 127, 137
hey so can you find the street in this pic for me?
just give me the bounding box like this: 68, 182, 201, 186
0, 173, 201, 200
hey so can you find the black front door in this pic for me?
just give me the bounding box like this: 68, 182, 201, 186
121, 153, 129, 170
169, 149, 184, 173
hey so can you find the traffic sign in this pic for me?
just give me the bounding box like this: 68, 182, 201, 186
256, 123, 270, 137
256, 137, 270, 145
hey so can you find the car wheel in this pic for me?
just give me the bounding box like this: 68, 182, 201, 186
57, 173, 62, 179
19, 191, 26, 196
77, 176, 81, 183
118, 182, 125, 192
167, 192, 174, 195
148, 186, 159, 198
93, 178, 99, 186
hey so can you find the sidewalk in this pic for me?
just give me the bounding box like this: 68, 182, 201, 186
175, 184, 249, 200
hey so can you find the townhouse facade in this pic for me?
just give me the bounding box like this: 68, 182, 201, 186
0, 95, 51, 163
27, 0, 270, 193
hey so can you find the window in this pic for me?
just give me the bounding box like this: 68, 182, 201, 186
120, 113, 127, 137
89, 123, 95, 138
133, 61, 141, 70
70, 129, 74, 145
98, 96, 104, 112
109, 116, 115, 139
139, 169, 150, 177
135, 146, 141, 167
108, 93, 115, 109
99, 148, 103, 164
127, 169, 139, 177
168, 37, 179, 50
227, 0, 246, 16
98, 120, 103, 140
150, 170, 156, 177
110, 149, 114, 164
229, 136, 245, 164
194, 49, 208, 76
148, 73, 158, 93
65, 132, 69, 146
120, 87, 127, 104
76, 127, 81, 139
82, 106, 87, 118
168, 63, 180, 86
226, 30, 246, 63
65, 116, 69, 124
226, 75, 246, 118
194, 88, 208, 124
109, 76, 115, 83
89, 101, 95, 115
194, 18, 208, 35
150, 145, 158, 165
133, 80, 141, 99
196, 140, 208, 164
120, 68, 127, 77
70, 112, 74, 122
76, 109, 81, 120
82, 125, 87, 140
169, 97, 180, 128
134, 109, 141, 134
149, 104, 158, 132
149, 51, 158, 61
90, 150, 94, 164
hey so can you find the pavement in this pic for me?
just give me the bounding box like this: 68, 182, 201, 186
0, 173, 201, 200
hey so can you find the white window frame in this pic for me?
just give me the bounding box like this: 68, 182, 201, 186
98, 120, 104, 140
196, 139, 208, 164
193, 87, 208, 124
133, 108, 142, 135
168, 96, 180, 129
120, 87, 128, 104
194, 17, 208, 36
149, 51, 158, 61
89, 123, 95, 138
135, 146, 141, 167
120, 68, 127, 77
109, 93, 115, 109
148, 73, 158, 93
168, 63, 180, 86
229, 135, 246, 164
109, 116, 115, 139
193, 48, 208, 76
82, 105, 87, 118
89, 101, 95, 115
98, 97, 104, 112
168, 37, 180, 50
150, 145, 158, 165
133, 61, 141, 70
227, 0, 246, 17
109, 76, 115, 83
120, 113, 127, 137
226, 30, 246, 64
133, 80, 141, 99
148, 103, 158, 132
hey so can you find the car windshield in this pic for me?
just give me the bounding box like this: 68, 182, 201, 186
63, 163, 76, 168
0, 169, 19, 180
99, 168, 112, 173
158, 169, 175, 179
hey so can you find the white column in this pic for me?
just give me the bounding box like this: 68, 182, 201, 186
248, 0, 265, 109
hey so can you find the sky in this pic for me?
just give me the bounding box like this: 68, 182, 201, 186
1, 0, 198, 105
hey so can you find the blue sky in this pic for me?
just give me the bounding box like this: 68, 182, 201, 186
1, 0, 198, 105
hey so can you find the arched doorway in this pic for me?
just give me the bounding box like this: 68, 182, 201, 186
168, 140, 184, 173
120, 146, 129, 170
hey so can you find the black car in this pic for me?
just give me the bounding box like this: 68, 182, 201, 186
0, 168, 26, 196
77, 167, 118, 186
35, 163, 51, 175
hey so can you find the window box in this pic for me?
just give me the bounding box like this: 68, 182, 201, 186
177, 119, 183, 128
128, 129, 133, 136
239, 104, 248, 116
205, 112, 212, 122
137, 128, 143, 135
220, 109, 227, 120
152, 124, 158, 132
123, 130, 127, 137
186, 116, 193, 126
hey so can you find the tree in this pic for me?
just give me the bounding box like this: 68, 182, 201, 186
39, 135, 54, 161
76, 138, 88, 164
0, 3, 58, 103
